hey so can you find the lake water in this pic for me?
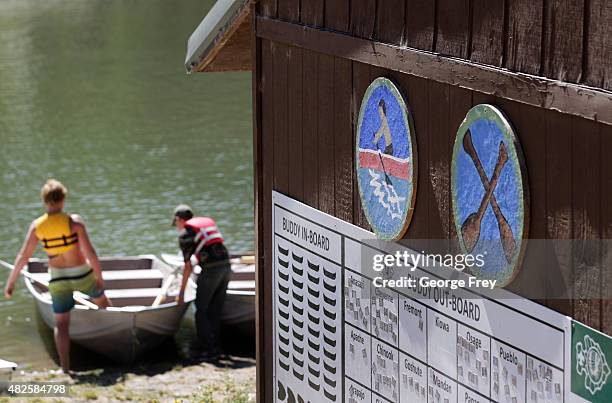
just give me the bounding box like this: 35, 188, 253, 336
0, 0, 253, 370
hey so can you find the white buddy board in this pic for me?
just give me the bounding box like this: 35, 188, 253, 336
272, 191, 584, 403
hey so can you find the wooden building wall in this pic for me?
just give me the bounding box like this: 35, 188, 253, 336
259, 0, 612, 89
251, 1, 612, 401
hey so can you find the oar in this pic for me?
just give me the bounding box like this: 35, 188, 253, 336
152, 272, 178, 307
375, 144, 392, 185
460, 140, 508, 254
239, 255, 255, 265
462, 131, 516, 262
0, 259, 99, 310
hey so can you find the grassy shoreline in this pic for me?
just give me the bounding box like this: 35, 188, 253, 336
1, 356, 255, 403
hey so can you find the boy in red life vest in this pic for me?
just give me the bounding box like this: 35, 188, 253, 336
172, 204, 231, 362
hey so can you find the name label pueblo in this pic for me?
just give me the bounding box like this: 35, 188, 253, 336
500, 346, 519, 366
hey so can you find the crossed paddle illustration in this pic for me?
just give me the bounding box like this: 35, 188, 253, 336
461, 130, 517, 263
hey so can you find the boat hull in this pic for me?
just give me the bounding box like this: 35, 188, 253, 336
25, 255, 196, 363
0, 359, 16, 383
223, 292, 254, 323
33, 296, 191, 363
161, 252, 256, 331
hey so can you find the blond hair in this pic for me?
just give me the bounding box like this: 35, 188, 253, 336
41, 179, 67, 206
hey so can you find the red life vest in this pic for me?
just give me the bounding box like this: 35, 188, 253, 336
185, 217, 224, 256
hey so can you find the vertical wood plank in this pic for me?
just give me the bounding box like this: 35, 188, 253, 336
426, 81, 451, 247
334, 57, 354, 223
325, 0, 351, 32
352, 61, 371, 230
572, 117, 601, 329
350, 0, 377, 39
584, 0, 612, 90
542, 0, 584, 82
287, 46, 304, 200
545, 111, 573, 316
259, 38, 275, 403
508, 102, 548, 302
251, 7, 265, 398
318, 53, 336, 215
273, 43, 289, 194
470, 0, 505, 66
470, 92, 496, 106
259, 0, 278, 18
436, 0, 471, 58
506, 0, 544, 75
601, 124, 612, 335
404, 0, 436, 51
278, 0, 300, 22
492, 99, 549, 301
301, 0, 325, 27
302, 50, 319, 209
375, 0, 406, 45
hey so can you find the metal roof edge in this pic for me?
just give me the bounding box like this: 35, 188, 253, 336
185, 0, 250, 73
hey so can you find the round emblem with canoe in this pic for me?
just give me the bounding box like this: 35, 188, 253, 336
451, 104, 529, 286
356, 77, 417, 241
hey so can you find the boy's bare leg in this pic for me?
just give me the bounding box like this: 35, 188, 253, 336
54, 313, 71, 373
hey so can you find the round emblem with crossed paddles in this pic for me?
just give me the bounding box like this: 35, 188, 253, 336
451, 104, 529, 286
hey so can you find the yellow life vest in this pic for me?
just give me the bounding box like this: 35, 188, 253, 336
34, 212, 78, 255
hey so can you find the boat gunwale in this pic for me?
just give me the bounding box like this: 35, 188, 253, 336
24, 254, 197, 314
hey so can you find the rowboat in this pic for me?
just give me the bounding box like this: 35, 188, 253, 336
160, 252, 255, 333
24, 255, 196, 363
0, 359, 17, 382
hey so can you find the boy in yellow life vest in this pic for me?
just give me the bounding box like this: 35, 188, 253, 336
3, 179, 110, 373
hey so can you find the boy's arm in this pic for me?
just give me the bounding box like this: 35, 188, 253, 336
177, 261, 193, 304
177, 231, 196, 304
373, 124, 385, 144
4, 222, 38, 298
72, 215, 104, 289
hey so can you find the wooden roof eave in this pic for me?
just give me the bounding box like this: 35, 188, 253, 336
185, 0, 252, 74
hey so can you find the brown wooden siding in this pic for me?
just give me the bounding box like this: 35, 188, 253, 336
258, 42, 612, 325
261, 0, 612, 90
